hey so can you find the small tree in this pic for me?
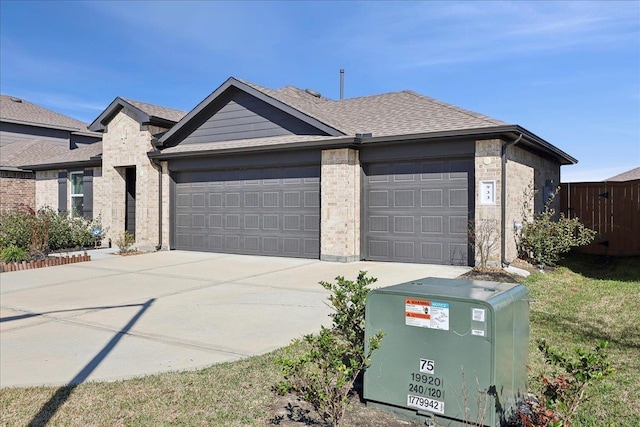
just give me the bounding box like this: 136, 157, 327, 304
277, 272, 384, 426
518, 188, 596, 267
469, 219, 500, 270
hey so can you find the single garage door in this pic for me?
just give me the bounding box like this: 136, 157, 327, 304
363, 160, 472, 265
174, 166, 320, 258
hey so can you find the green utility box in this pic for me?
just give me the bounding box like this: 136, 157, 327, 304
364, 277, 529, 426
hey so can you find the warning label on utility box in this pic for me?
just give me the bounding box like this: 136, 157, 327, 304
405, 299, 450, 330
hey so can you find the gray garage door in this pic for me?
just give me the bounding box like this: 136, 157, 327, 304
363, 160, 472, 265
174, 166, 320, 258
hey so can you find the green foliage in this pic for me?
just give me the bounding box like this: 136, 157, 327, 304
518, 189, 596, 267
0, 206, 101, 254
0, 245, 30, 262
0, 207, 33, 251
277, 271, 384, 426
319, 271, 377, 354
516, 339, 613, 427
115, 231, 136, 253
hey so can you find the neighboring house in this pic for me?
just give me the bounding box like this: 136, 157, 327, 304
606, 166, 640, 182
0, 95, 101, 211
25, 77, 577, 266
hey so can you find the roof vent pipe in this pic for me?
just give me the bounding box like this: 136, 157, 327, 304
305, 88, 321, 98
340, 69, 344, 100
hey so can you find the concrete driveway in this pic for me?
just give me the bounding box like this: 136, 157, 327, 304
0, 250, 469, 388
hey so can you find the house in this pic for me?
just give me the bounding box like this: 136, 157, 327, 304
606, 166, 640, 182
0, 95, 101, 212
24, 77, 577, 266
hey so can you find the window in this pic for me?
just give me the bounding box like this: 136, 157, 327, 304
70, 172, 84, 217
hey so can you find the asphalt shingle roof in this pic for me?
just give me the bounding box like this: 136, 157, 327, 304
238, 79, 507, 137
606, 166, 640, 182
0, 139, 70, 169
123, 98, 187, 123
0, 95, 92, 131
21, 141, 103, 168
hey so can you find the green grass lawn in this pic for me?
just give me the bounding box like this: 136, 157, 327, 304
525, 254, 640, 426
1, 254, 638, 426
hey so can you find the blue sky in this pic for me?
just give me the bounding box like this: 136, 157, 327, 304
1, 1, 638, 181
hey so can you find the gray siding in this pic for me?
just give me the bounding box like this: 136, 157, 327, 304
181, 90, 326, 145
0, 122, 70, 147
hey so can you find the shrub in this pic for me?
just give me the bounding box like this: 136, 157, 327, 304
0, 245, 30, 262
277, 272, 384, 427
0, 207, 34, 251
0, 206, 102, 254
513, 339, 613, 427
115, 231, 136, 253
518, 189, 596, 267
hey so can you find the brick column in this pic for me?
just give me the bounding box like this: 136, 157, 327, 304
321, 148, 360, 262
474, 139, 503, 266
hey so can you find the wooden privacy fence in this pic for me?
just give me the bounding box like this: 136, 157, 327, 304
560, 180, 640, 256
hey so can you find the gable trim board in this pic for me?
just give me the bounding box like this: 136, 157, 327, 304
27, 77, 577, 266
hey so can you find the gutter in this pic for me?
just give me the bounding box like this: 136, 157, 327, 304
150, 154, 164, 251
22, 159, 101, 171
149, 125, 577, 165
501, 133, 522, 267
148, 136, 358, 160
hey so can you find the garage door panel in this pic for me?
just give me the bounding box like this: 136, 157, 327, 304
174, 166, 320, 258
363, 160, 471, 265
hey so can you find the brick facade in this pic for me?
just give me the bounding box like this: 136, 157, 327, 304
99, 109, 163, 250
0, 172, 35, 212
505, 145, 560, 261
474, 139, 560, 265
320, 148, 361, 262
35, 169, 60, 210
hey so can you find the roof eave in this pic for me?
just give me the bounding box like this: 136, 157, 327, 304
22, 159, 102, 171
1, 117, 88, 133
149, 136, 357, 160
0, 165, 32, 173
71, 130, 102, 138
144, 116, 179, 129
359, 125, 577, 165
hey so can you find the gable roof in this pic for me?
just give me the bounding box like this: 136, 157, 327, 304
606, 166, 640, 182
155, 77, 575, 165
158, 78, 346, 146
0, 94, 96, 134
238, 80, 507, 137
89, 97, 187, 132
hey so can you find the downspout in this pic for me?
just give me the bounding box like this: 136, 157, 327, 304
151, 157, 163, 251
501, 133, 522, 266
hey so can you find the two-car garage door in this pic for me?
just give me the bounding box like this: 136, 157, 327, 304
174, 166, 320, 259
